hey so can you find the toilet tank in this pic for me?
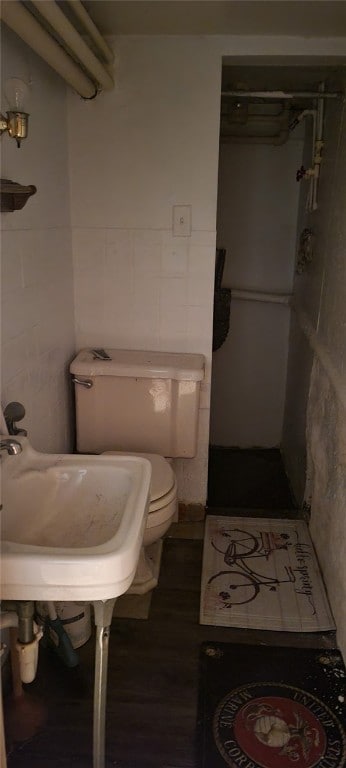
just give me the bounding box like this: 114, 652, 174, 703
70, 349, 205, 457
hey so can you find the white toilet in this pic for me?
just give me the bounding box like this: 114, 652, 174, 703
70, 348, 204, 594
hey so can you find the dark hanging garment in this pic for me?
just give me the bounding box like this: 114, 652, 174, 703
213, 248, 231, 351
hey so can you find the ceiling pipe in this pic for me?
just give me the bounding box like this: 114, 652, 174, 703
66, 0, 114, 65
30, 0, 114, 91
0, 0, 97, 98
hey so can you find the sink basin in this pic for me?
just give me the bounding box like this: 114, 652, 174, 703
0, 437, 151, 601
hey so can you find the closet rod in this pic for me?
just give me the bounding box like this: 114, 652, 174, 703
231, 289, 292, 305
221, 90, 341, 99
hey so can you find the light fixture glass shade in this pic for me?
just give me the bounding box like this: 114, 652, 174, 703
4, 78, 30, 112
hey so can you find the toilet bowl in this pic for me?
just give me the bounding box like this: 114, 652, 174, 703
104, 452, 177, 593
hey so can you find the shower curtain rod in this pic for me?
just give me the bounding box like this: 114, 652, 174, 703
221, 90, 341, 99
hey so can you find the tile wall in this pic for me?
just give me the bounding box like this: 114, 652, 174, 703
1, 227, 75, 451
73, 226, 215, 503
67, 36, 223, 504
283, 78, 346, 658
1, 27, 75, 451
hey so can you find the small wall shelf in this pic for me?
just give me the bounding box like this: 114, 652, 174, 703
0, 178, 37, 212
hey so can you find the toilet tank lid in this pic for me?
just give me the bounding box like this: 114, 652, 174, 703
70, 349, 205, 381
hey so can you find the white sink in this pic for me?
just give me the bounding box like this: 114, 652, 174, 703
0, 437, 151, 601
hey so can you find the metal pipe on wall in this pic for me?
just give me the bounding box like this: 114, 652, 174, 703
0, 0, 97, 98
30, 0, 113, 91
312, 83, 325, 211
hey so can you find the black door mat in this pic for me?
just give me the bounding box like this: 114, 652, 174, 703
208, 448, 296, 509
198, 642, 346, 767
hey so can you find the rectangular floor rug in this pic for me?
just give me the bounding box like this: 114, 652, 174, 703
200, 516, 335, 632
197, 642, 346, 768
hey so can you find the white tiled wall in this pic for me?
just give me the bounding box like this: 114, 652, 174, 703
1, 28, 75, 452
73, 228, 215, 352
73, 226, 215, 502
68, 36, 222, 504
1, 228, 75, 451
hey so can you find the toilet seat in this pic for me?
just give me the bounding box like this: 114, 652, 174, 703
150, 478, 177, 512
102, 451, 176, 511
103, 450, 177, 593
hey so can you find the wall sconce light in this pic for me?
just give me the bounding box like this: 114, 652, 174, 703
0, 78, 30, 148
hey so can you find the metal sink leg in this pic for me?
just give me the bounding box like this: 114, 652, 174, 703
92, 598, 116, 768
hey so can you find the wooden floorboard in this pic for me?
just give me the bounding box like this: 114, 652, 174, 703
207, 448, 297, 508
4, 536, 337, 768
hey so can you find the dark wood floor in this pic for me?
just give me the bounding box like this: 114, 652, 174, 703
4, 528, 337, 768
208, 447, 296, 509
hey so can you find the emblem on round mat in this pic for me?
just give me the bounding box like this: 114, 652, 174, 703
213, 683, 346, 768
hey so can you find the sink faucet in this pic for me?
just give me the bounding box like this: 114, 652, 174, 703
0, 438, 22, 455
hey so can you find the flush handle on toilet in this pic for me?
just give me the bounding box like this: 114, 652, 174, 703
72, 377, 93, 389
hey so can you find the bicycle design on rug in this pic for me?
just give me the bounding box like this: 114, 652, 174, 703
207, 527, 298, 609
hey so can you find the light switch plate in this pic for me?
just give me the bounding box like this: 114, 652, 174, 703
172, 205, 192, 237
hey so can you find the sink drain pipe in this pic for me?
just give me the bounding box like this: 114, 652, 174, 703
2, 600, 34, 643
16, 601, 35, 644
3, 598, 117, 767
1, 601, 42, 683
1, 604, 46, 753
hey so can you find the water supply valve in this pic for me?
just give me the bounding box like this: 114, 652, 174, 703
296, 165, 316, 182
4, 401, 27, 436
296, 165, 306, 182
